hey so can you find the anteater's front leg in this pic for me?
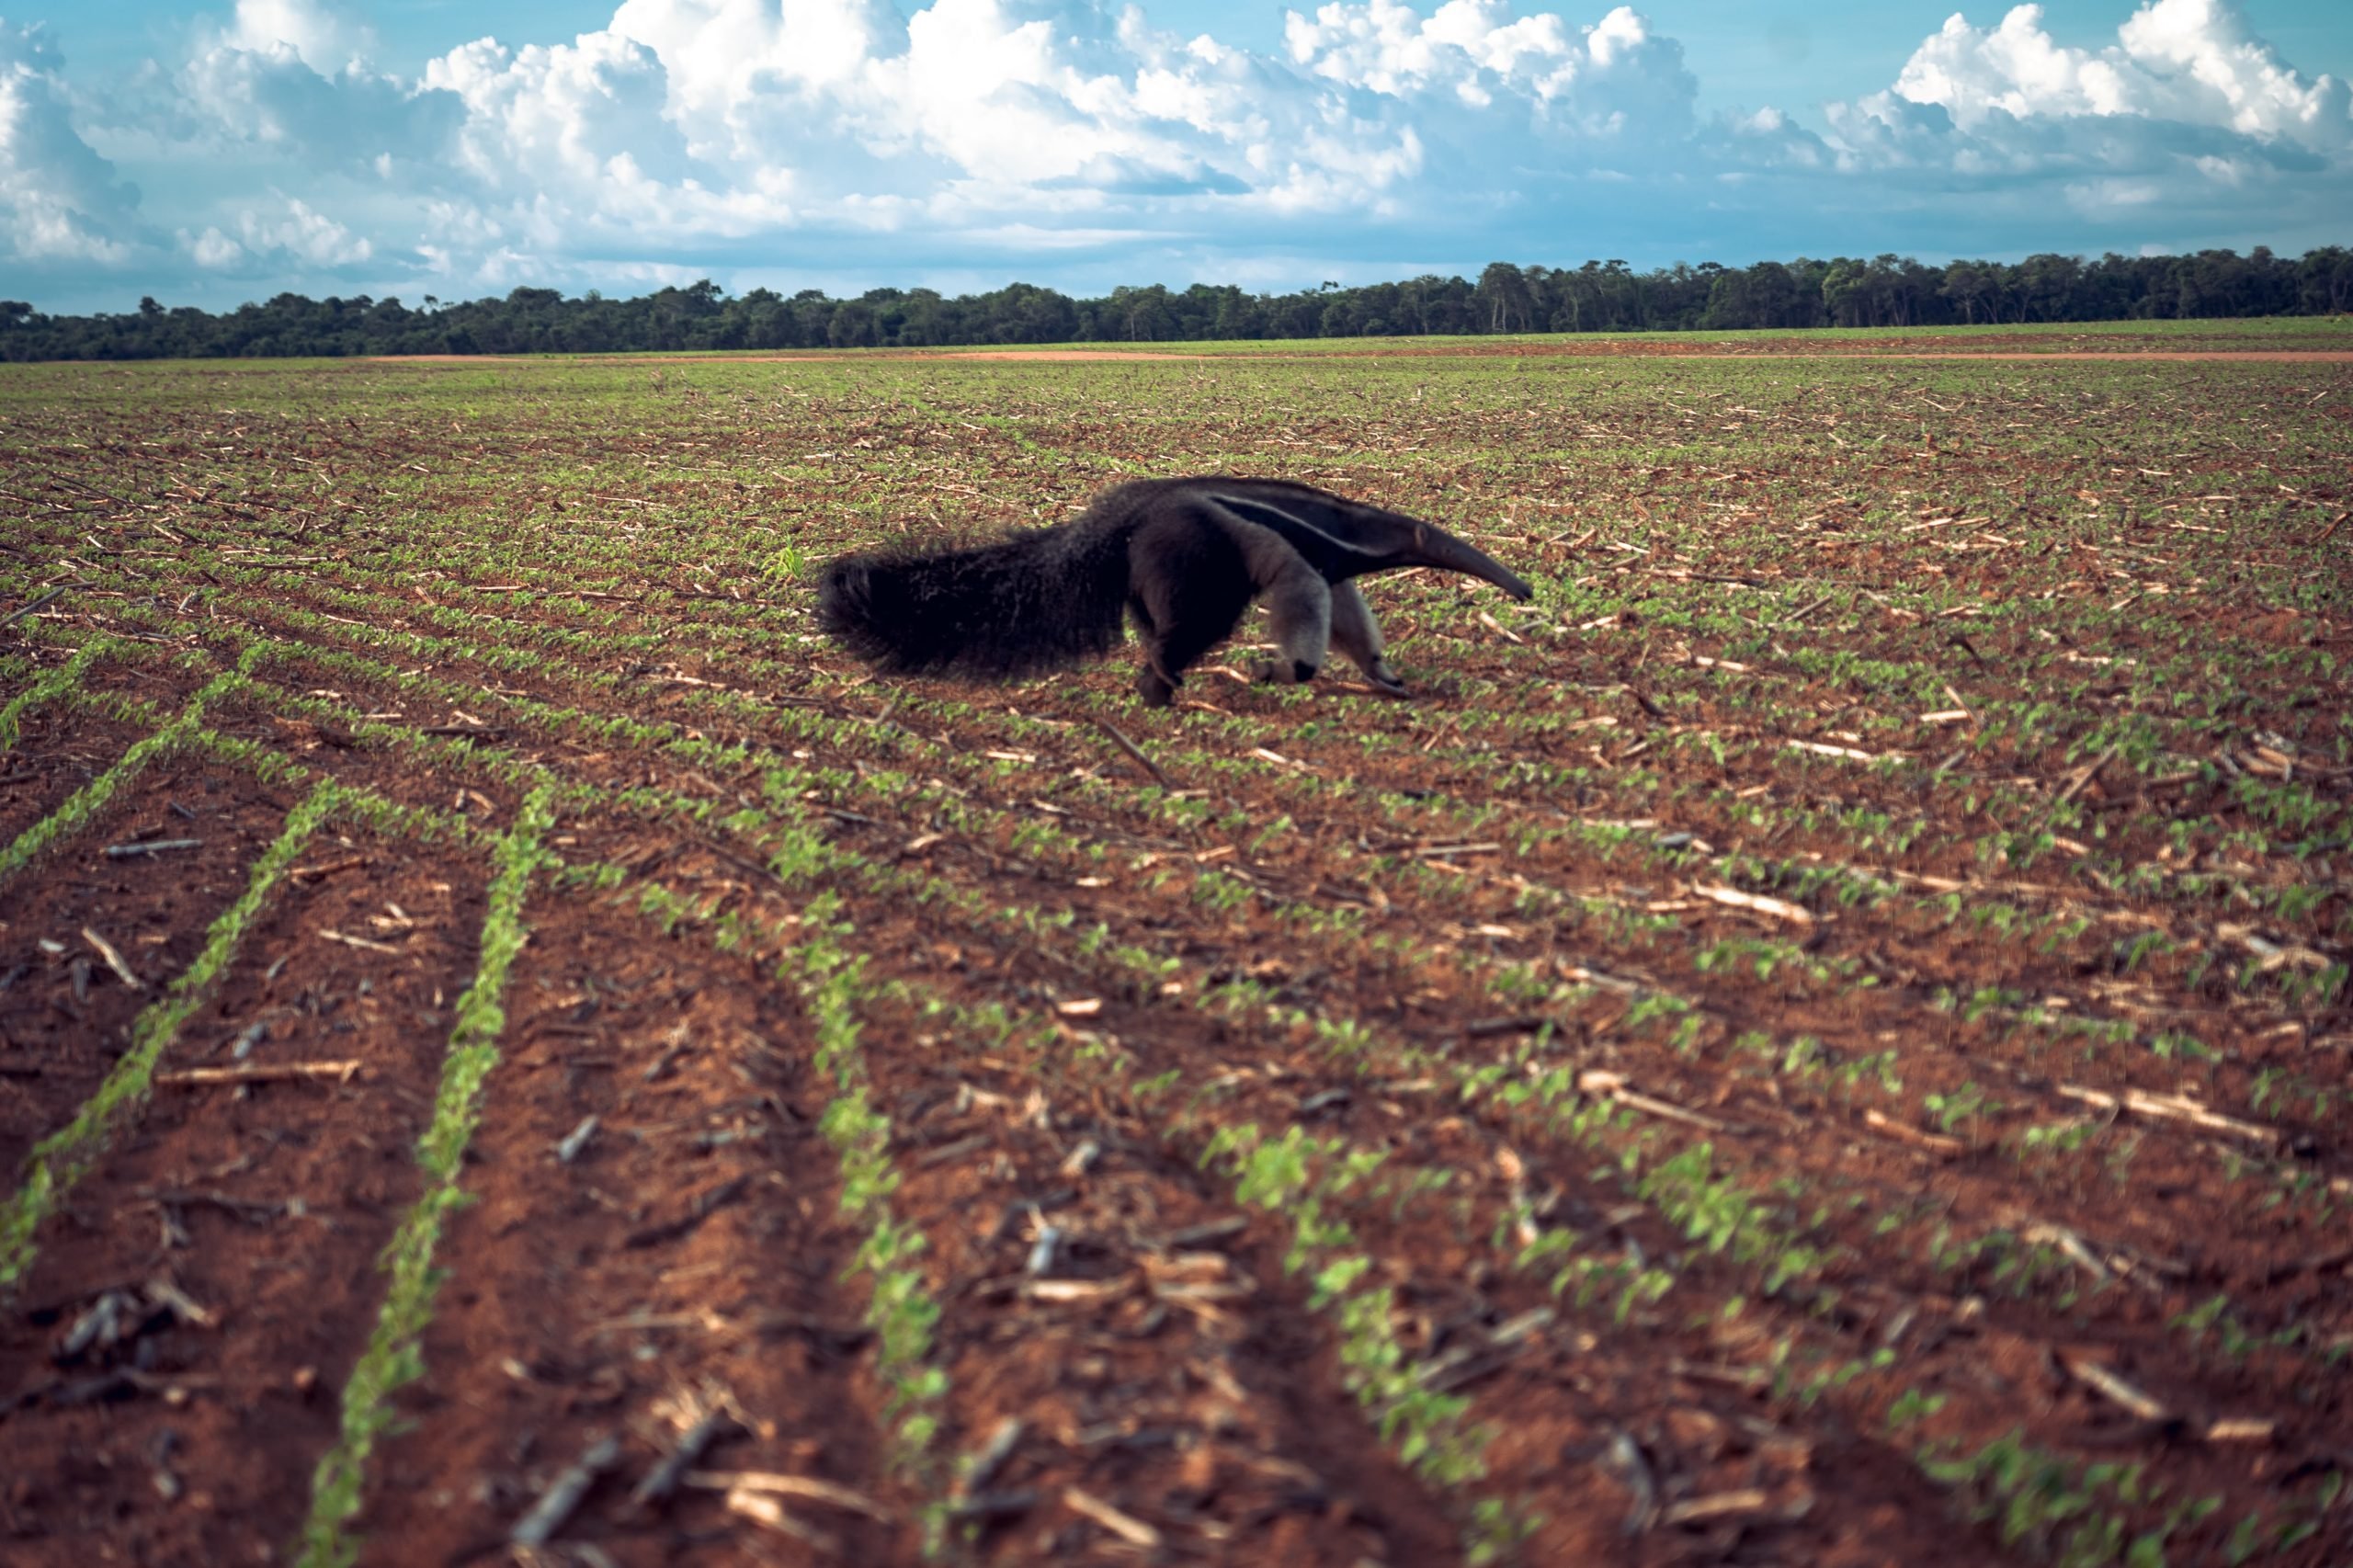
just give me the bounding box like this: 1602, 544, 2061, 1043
1251, 551, 1332, 688
1126, 597, 1178, 708
1330, 580, 1407, 695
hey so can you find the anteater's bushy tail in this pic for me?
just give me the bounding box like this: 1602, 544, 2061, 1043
817, 527, 1131, 681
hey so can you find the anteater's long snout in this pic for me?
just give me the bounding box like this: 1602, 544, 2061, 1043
1413, 524, 1535, 601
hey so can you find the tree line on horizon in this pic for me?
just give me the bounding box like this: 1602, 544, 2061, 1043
4, 246, 2348, 361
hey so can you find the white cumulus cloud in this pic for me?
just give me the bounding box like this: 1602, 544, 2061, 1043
2117, 0, 2350, 143
1812, 0, 2351, 254
185, 224, 244, 267
238, 194, 371, 264
224, 0, 374, 76
1284, 0, 1696, 133
1848, 0, 2348, 154
0, 24, 139, 267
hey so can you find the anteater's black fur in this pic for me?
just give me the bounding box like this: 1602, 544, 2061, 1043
817, 516, 1133, 680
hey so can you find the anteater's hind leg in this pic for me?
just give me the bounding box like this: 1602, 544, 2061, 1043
1128, 508, 1257, 708
1330, 581, 1406, 695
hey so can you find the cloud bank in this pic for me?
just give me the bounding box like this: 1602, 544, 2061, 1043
2, 0, 2346, 311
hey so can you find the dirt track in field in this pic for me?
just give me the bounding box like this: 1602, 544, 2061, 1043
2, 345, 2348, 1565
373, 343, 2353, 365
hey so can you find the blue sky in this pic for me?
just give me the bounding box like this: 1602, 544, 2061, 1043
3, 0, 2347, 313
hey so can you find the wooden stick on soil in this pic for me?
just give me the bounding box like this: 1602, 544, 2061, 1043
1692, 883, 1815, 926
1863, 1108, 1966, 1156
725, 1489, 839, 1553
2024, 1221, 2111, 1283
1613, 1086, 1734, 1134
317, 928, 404, 954
554, 1115, 600, 1165
1601, 1430, 1658, 1534
510, 1434, 622, 1547
631, 1404, 734, 1511
155, 1060, 361, 1087
2060, 1355, 2165, 1421
1661, 1489, 1772, 1526
1088, 717, 1172, 790
1779, 592, 1836, 629
1063, 1487, 1164, 1549
1, 584, 83, 628
103, 839, 202, 859
1576, 1071, 1734, 1134
81, 927, 144, 991
1477, 610, 1525, 644
2052, 744, 2120, 810
686, 1471, 891, 1520
956, 1416, 1025, 1497
144, 1276, 218, 1328
2055, 1084, 2279, 1145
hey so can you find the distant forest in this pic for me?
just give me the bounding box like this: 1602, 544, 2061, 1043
5, 246, 2348, 361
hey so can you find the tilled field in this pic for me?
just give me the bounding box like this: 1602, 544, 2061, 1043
1, 333, 2348, 1566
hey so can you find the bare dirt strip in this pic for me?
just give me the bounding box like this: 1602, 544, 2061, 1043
0, 760, 297, 1179
0, 707, 151, 860
0, 787, 485, 1565
354, 878, 904, 1567
373, 346, 2353, 366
